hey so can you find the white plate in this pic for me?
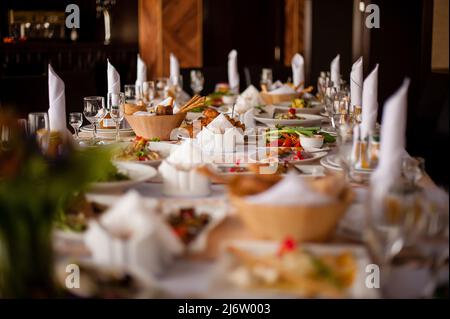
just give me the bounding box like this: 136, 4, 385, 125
249, 148, 329, 165
89, 162, 157, 192
159, 199, 228, 253
113, 141, 178, 167
254, 113, 324, 127
209, 240, 379, 299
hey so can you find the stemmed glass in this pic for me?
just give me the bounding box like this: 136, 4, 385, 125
83, 96, 106, 145
190, 70, 204, 95
169, 75, 183, 101
108, 92, 125, 142
124, 84, 142, 103
402, 156, 425, 187
69, 112, 83, 140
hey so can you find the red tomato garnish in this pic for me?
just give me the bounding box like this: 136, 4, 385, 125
277, 237, 297, 256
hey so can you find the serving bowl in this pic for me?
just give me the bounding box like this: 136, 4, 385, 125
125, 112, 186, 141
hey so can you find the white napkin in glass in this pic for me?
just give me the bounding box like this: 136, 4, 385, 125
361, 64, 379, 139
48, 64, 67, 133
170, 53, 180, 82
269, 84, 297, 95
107, 59, 121, 94
291, 53, 305, 89
84, 190, 183, 275
370, 78, 410, 196
136, 54, 147, 87
228, 49, 239, 93
330, 54, 340, 88
246, 173, 332, 205
350, 57, 363, 107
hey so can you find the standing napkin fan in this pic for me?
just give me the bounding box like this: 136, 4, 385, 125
85, 191, 183, 276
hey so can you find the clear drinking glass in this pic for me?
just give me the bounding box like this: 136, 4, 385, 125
190, 70, 204, 95
156, 77, 169, 99
108, 92, 125, 142
124, 84, 137, 102
69, 112, 83, 139
169, 74, 183, 101
28, 112, 50, 151
142, 81, 156, 106
365, 180, 426, 295
83, 96, 106, 144
260, 68, 273, 89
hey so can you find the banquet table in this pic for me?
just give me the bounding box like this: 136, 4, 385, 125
57, 133, 441, 298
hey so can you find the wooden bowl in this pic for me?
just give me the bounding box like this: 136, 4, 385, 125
125, 112, 186, 141
260, 92, 301, 105
229, 187, 353, 242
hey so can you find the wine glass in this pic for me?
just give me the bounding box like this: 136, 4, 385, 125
69, 112, 83, 140
124, 84, 137, 103
190, 70, 204, 95
83, 96, 106, 145
108, 92, 125, 142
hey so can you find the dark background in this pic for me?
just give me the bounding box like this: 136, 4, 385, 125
0, 0, 448, 186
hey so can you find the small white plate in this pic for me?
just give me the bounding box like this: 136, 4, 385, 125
81, 124, 134, 133
89, 162, 157, 192
273, 103, 324, 115
254, 113, 324, 127
320, 155, 373, 175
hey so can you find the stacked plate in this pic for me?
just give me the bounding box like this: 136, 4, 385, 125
80, 124, 135, 139
320, 153, 373, 175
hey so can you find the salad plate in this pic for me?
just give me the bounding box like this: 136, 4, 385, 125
89, 162, 157, 193
320, 155, 373, 174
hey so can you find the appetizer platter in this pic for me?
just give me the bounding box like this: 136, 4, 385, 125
210, 240, 378, 299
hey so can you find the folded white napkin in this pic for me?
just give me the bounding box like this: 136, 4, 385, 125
107, 59, 121, 94
228, 50, 240, 93
84, 190, 183, 275
350, 57, 363, 107
370, 78, 410, 197
361, 64, 379, 139
269, 84, 297, 95
291, 53, 305, 89
136, 54, 147, 88
48, 64, 67, 133
205, 113, 234, 133
170, 53, 180, 84
330, 54, 340, 88
241, 85, 264, 105
243, 108, 256, 129
167, 139, 207, 167
247, 173, 332, 206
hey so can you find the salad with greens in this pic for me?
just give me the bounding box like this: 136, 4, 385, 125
265, 126, 336, 147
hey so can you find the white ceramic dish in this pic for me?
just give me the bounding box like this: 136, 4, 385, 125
274, 102, 324, 115
113, 141, 178, 167
209, 240, 379, 299
159, 199, 228, 253
89, 162, 157, 192
254, 113, 324, 127
320, 154, 373, 174
299, 135, 324, 148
